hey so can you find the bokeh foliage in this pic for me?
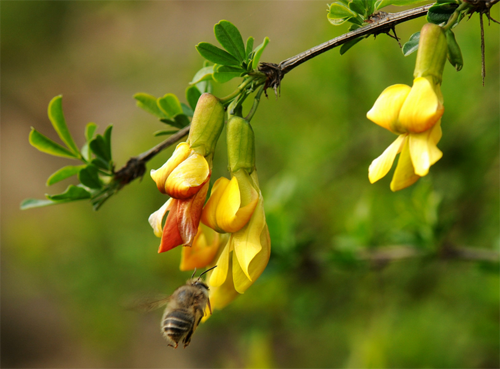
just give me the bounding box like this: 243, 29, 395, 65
2, 1, 499, 368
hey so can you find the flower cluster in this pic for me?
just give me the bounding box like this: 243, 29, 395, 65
367, 23, 448, 191
149, 95, 270, 311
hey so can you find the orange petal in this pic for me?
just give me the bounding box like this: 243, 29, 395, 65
166, 154, 210, 199
150, 142, 191, 194
180, 224, 223, 271
158, 199, 183, 253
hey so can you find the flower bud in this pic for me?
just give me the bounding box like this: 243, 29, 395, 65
226, 116, 255, 173
187, 93, 225, 157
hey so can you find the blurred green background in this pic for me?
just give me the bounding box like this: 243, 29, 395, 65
2, 1, 499, 367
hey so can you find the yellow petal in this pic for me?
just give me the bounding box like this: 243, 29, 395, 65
408, 125, 443, 177
232, 197, 266, 283
399, 76, 444, 133
232, 223, 271, 294
390, 137, 420, 191
165, 153, 210, 199
367, 84, 411, 134
209, 240, 231, 287
150, 142, 191, 194
206, 261, 241, 314
201, 177, 230, 233
216, 175, 259, 233
148, 199, 172, 237
368, 134, 406, 184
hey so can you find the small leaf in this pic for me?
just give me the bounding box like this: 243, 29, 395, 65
186, 85, 202, 111
375, 0, 424, 11
213, 65, 245, 83
328, 3, 356, 22
245, 36, 254, 58
340, 37, 363, 55
134, 93, 168, 119
85, 122, 97, 142
157, 93, 183, 118
89, 135, 111, 169
214, 20, 246, 62
47, 165, 86, 186
29, 128, 79, 159
402, 31, 420, 56
427, 2, 458, 25
48, 95, 80, 156
103, 125, 113, 162
154, 130, 180, 137
196, 42, 241, 66
349, 0, 366, 16
78, 165, 102, 189
46, 184, 91, 201
160, 114, 190, 129
91, 158, 110, 171
181, 103, 194, 117
190, 66, 214, 85
21, 198, 60, 209
252, 37, 270, 71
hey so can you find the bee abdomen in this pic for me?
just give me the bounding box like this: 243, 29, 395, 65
162, 310, 194, 338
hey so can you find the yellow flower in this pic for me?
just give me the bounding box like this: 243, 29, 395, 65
366, 23, 448, 191
180, 223, 226, 271
202, 170, 271, 303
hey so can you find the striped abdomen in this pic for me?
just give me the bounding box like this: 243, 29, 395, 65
162, 309, 195, 348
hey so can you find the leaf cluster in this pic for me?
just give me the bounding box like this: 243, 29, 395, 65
22, 96, 116, 210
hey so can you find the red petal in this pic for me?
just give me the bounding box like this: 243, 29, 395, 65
158, 199, 183, 253
177, 179, 210, 246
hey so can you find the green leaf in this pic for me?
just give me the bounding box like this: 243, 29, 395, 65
103, 125, 113, 162
196, 42, 241, 66
29, 128, 79, 159
78, 165, 102, 189
157, 93, 183, 118
213, 65, 245, 83
214, 20, 246, 62
89, 134, 111, 170
186, 85, 202, 110
160, 114, 190, 129
402, 31, 420, 56
445, 29, 463, 71
134, 93, 168, 119
46, 165, 86, 186
91, 158, 110, 171
154, 130, 180, 137
252, 37, 270, 71
245, 36, 254, 58
47, 95, 80, 156
328, 2, 356, 23
349, 0, 366, 16
427, 2, 458, 25
340, 37, 363, 55
85, 122, 97, 142
20, 198, 59, 210
190, 66, 214, 85
46, 184, 92, 201
375, 0, 424, 11
181, 103, 194, 117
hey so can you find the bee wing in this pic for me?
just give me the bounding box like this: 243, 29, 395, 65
126, 294, 171, 313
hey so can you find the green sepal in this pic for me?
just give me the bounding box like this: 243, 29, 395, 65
157, 93, 183, 118
196, 42, 241, 66
214, 20, 246, 62
213, 64, 245, 83
402, 31, 420, 56
78, 165, 102, 189
427, 1, 459, 25
46, 184, 92, 202
227, 116, 255, 173
29, 128, 79, 159
252, 37, 269, 71
134, 93, 168, 119
186, 85, 202, 111
340, 37, 363, 55
445, 29, 463, 71
46, 165, 86, 186
47, 95, 80, 156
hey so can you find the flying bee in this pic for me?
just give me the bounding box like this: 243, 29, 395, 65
135, 266, 216, 348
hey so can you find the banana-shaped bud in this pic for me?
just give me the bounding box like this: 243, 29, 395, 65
414, 23, 447, 83
226, 116, 255, 173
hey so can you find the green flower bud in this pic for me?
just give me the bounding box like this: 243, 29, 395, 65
445, 29, 463, 72
188, 93, 225, 157
414, 23, 448, 83
226, 116, 255, 173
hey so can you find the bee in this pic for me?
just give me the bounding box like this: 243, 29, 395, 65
135, 266, 216, 348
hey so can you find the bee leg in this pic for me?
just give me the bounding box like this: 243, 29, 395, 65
207, 297, 212, 315
183, 332, 193, 348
